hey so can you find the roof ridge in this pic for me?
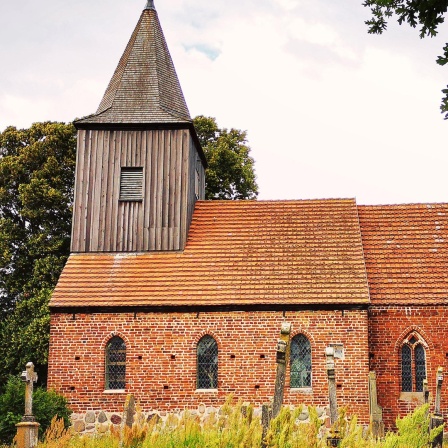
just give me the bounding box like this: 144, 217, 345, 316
194, 198, 357, 205
358, 202, 448, 208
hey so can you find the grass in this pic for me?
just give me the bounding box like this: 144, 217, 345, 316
7, 399, 447, 448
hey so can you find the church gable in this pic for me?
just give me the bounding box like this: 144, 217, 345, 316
361, 203, 448, 427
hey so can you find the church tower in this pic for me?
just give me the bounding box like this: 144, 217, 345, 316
71, 1, 206, 252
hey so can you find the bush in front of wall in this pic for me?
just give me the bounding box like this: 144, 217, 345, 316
0, 375, 71, 445
381, 403, 443, 448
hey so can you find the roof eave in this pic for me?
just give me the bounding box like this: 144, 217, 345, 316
72, 120, 207, 168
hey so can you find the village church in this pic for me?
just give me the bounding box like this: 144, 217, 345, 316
47, 1, 448, 430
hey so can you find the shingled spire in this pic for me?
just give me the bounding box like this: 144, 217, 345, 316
77, 3, 190, 124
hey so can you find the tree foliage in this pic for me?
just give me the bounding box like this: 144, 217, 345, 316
194, 115, 258, 200
0, 289, 51, 386
363, 0, 448, 118
0, 122, 76, 314
0, 122, 76, 386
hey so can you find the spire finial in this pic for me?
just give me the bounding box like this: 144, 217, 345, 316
145, 0, 155, 9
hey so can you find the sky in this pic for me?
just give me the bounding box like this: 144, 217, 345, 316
0, 0, 447, 205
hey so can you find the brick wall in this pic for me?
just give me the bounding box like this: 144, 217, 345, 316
369, 306, 448, 429
48, 309, 370, 423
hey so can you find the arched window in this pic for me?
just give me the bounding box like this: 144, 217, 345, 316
105, 336, 126, 390
290, 334, 312, 388
401, 335, 426, 392
197, 335, 218, 389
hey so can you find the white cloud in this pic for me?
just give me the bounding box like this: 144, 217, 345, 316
1, 0, 447, 205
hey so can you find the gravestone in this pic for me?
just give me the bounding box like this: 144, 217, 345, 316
430, 367, 444, 448
119, 394, 136, 448
326, 347, 340, 446
368, 371, 384, 438
261, 403, 272, 448
423, 379, 429, 404
272, 322, 292, 418
261, 322, 292, 448
15, 362, 40, 448
122, 394, 136, 429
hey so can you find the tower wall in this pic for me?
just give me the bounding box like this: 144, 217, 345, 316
71, 127, 205, 252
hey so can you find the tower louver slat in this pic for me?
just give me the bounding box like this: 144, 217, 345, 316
119, 168, 143, 201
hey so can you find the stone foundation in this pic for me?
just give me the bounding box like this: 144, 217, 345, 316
70, 403, 329, 435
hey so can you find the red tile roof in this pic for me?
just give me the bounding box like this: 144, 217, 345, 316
50, 199, 371, 308
358, 203, 448, 305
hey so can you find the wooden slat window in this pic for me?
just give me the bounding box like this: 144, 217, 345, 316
120, 167, 143, 201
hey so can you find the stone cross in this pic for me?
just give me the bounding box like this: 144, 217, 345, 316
272, 322, 292, 418
368, 371, 384, 438
423, 379, 429, 404
325, 346, 338, 425
430, 367, 444, 448
21, 362, 38, 422
434, 366, 443, 415
15, 363, 39, 448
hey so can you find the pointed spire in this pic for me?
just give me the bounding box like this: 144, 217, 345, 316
76, 2, 191, 125
145, 0, 155, 10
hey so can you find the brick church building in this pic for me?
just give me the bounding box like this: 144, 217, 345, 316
47, 1, 448, 429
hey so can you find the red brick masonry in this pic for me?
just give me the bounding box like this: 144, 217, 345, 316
48, 309, 370, 424
369, 305, 448, 428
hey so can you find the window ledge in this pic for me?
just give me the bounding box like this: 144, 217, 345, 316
103, 389, 126, 394
290, 387, 313, 394
195, 389, 218, 393
399, 392, 424, 403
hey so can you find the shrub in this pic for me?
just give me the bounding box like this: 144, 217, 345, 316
382, 404, 443, 448
0, 375, 71, 444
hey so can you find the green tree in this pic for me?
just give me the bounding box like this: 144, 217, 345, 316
0, 122, 76, 386
363, 0, 448, 118
194, 115, 258, 200
0, 122, 76, 314
0, 289, 51, 385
